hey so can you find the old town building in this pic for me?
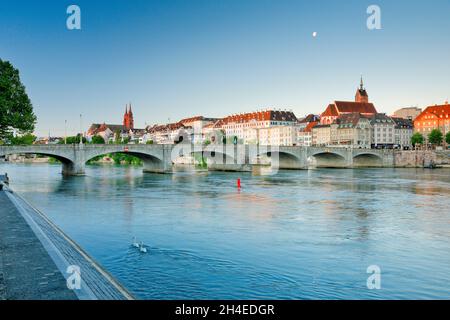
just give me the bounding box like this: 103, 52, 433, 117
393, 107, 422, 121
320, 79, 378, 125
370, 113, 396, 149
414, 102, 450, 142
312, 124, 331, 146
330, 113, 372, 148
298, 121, 318, 147
87, 104, 144, 143
221, 110, 298, 144
392, 117, 414, 149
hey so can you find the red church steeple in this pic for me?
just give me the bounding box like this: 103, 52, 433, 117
123, 104, 134, 130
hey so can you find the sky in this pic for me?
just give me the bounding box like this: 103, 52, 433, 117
1, 0, 449, 136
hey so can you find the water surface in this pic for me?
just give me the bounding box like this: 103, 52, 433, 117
1, 163, 450, 299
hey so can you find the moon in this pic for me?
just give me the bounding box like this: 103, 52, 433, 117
312, 31, 318, 38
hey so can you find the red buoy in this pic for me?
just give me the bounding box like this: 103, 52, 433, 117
237, 178, 241, 189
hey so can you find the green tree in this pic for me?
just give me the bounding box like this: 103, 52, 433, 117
411, 132, 424, 147
428, 129, 443, 146
0, 59, 37, 139
91, 135, 105, 144
146, 139, 154, 144
60, 134, 86, 144
10, 133, 36, 145
446, 132, 450, 145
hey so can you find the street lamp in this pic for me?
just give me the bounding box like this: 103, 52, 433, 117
64, 120, 67, 145
79, 114, 83, 145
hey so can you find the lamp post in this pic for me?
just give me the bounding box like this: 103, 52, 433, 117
79, 114, 83, 145
64, 120, 67, 145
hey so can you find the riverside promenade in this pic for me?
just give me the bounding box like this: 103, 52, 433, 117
0, 179, 134, 300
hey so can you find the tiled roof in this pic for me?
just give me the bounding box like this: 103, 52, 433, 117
299, 114, 320, 123
369, 113, 395, 125
304, 121, 319, 132
391, 117, 413, 129
334, 101, 377, 114
222, 110, 298, 124
334, 113, 368, 127
415, 104, 450, 122
321, 104, 339, 117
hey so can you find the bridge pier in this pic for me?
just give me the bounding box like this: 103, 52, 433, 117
142, 145, 173, 174
62, 161, 85, 176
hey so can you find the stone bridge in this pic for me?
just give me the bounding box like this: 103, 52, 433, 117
0, 144, 395, 176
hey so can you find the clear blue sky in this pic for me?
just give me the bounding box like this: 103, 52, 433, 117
1, 0, 449, 136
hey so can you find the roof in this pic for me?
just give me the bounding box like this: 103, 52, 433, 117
391, 117, 413, 129
334, 113, 369, 128
334, 101, 377, 114
369, 113, 395, 125
222, 110, 298, 124
304, 121, 319, 132
415, 103, 450, 122
299, 114, 320, 123
88, 124, 128, 135
146, 122, 191, 133
313, 124, 331, 129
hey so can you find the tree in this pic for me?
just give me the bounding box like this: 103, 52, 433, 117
60, 134, 86, 144
411, 132, 424, 147
428, 129, 443, 146
446, 132, 450, 145
91, 135, 105, 144
10, 133, 36, 145
0, 59, 37, 139
146, 139, 154, 144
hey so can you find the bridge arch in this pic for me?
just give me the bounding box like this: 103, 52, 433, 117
254, 150, 305, 170
0, 146, 78, 175
309, 151, 348, 168
353, 153, 383, 167
83, 146, 171, 174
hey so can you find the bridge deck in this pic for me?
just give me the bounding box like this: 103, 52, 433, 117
0, 184, 134, 300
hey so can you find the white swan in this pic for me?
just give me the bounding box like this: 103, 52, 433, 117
139, 242, 147, 253
132, 237, 140, 248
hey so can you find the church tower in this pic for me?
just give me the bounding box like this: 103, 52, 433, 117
123, 104, 134, 130
355, 77, 369, 103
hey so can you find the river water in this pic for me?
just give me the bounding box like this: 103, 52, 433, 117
1, 163, 450, 299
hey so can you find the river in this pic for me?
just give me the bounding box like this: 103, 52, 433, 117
1, 162, 449, 299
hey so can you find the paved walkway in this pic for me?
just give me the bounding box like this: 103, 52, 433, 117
0, 191, 77, 300
0, 186, 133, 300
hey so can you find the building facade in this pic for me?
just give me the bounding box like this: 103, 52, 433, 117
312, 124, 331, 146
370, 113, 396, 149
392, 117, 414, 149
414, 103, 450, 144
221, 110, 299, 145
330, 113, 372, 148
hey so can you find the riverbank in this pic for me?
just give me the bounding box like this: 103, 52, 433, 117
0, 182, 134, 300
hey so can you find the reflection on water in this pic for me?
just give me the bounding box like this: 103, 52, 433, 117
1, 163, 450, 299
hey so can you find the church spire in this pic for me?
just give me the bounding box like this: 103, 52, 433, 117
355, 76, 369, 103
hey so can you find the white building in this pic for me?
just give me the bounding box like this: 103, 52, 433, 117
370, 113, 396, 148
221, 110, 299, 145
392, 117, 414, 149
